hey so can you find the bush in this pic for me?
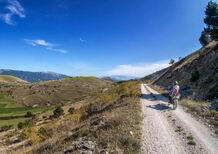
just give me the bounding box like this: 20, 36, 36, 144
20, 128, 41, 142
17, 120, 34, 129
25, 111, 34, 118
85, 103, 101, 116
187, 140, 196, 146
0, 125, 13, 132
37, 127, 52, 140
191, 70, 200, 82
68, 107, 75, 114
187, 135, 194, 140
53, 106, 64, 118
119, 136, 141, 153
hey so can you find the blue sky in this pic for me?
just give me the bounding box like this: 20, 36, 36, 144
0, 0, 217, 77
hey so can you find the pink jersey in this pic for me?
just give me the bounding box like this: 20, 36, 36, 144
173, 85, 180, 96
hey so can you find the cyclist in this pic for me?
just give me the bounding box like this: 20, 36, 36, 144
169, 81, 180, 104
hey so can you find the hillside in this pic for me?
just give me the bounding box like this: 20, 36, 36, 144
143, 41, 218, 100
0, 80, 141, 154
0, 75, 28, 84
0, 69, 70, 83
142, 68, 167, 82
0, 77, 112, 106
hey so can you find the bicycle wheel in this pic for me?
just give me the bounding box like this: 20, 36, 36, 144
173, 99, 178, 110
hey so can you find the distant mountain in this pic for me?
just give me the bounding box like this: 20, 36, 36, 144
0, 69, 70, 83
103, 75, 137, 81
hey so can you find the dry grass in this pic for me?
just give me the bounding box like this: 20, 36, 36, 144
20, 80, 142, 154
0, 75, 28, 84
180, 99, 218, 129
0, 77, 112, 107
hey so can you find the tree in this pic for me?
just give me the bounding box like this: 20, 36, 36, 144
200, 1, 218, 46
204, 1, 218, 27
169, 59, 175, 65
199, 29, 211, 46
191, 70, 200, 82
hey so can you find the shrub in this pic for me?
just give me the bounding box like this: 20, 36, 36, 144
0, 125, 13, 132
187, 135, 194, 140
119, 136, 141, 153
25, 111, 34, 118
191, 70, 200, 82
17, 122, 23, 129
72, 126, 89, 138
37, 127, 52, 140
17, 120, 34, 129
20, 128, 41, 142
85, 103, 101, 116
68, 107, 75, 114
187, 140, 196, 146
53, 106, 64, 118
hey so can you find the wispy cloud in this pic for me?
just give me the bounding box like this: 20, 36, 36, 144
24, 39, 68, 54
0, 0, 25, 25
105, 60, 170, 77
79, 38, 87, 43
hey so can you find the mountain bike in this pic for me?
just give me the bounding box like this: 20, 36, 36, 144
169, 95, 179, 110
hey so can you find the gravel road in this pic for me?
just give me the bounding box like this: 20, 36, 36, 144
141, 84, 218, 154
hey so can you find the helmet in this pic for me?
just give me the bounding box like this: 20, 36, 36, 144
175, 81, 178, 85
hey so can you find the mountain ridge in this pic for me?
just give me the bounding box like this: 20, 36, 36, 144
0, 69, 70, 83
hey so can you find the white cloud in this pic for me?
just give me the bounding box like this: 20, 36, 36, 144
105, 60, 170, 77
0, 0, 26, 25
25, 39, 53, 47
47, 47, 68, 54
24, 39, 68, 54
79, 38, 87, 43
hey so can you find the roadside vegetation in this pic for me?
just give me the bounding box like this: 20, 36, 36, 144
180, 99, 218, 133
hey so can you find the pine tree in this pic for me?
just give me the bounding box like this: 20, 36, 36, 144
200, 1, 218, 46
199, 29, 211, 46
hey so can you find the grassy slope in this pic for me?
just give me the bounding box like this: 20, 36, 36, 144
0, 77, 112, 107
7, 80, 142, 154
0, 117, 30, 127
0, 77, 111, 130
0, 75, 28, 84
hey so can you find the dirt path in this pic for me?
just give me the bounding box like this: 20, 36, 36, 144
141, 84, 218, 154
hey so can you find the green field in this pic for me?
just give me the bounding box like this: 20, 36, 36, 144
0, 117, 31, 127
0, 93, 47, 128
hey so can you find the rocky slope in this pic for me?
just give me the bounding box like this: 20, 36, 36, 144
143, 41, 218, 100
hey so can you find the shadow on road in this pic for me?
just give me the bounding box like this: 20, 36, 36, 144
142, 93, 171, 111
141, 93, 155, 100
142, 94, 168, 103
147, 103, 171, 111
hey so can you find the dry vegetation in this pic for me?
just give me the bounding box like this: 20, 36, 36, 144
0, 75, 28, 84
0, 77, 112, 106
0, 80, 142, 154
180, 99, 218, 134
